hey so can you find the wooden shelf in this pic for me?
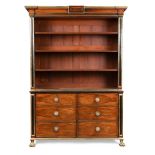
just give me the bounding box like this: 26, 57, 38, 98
35, 46, 117, 53
35, 32, 118, 35
36, 50, 117, 53
30, 88, 123, 93
35, 69, 118, 72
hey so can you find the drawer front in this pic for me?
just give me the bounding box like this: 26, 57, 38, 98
36, 105, 76, 121
78, 121, 118, 137
36, 93, 76, 106
78, 106, 118, 121
78, 93, 118, 106
36, 122, 76, 138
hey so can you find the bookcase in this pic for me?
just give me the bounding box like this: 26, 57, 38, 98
26, 6, 127, 147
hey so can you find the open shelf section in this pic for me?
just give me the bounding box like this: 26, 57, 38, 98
35, 35, 118, 52
35, 18, 118, 34
35, 32, 118, 35
34, 17, 119, 90
35, 72, 118, 89
35, 52, 118, 71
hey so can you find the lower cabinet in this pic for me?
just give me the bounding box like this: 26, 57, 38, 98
35, 93, 119, 138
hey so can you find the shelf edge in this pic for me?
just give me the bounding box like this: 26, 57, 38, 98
30, 89, 123, 93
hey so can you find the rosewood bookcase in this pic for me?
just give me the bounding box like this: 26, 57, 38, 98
25, 6, 127, 147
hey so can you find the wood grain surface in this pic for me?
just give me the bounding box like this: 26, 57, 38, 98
36, 93, 76, 106
78, 121, 118, 137
78, 93, 118, 106
78, 106, 118, 121
36, 106, 76, 121
36, 122, 76, 138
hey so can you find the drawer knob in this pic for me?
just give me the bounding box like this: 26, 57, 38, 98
54, 97, 59, 103
53, 111, 59, 116
53, 126, 59, 132
95, 126, 101, 132
95, 97, 100, 103
95, 111, 101, 116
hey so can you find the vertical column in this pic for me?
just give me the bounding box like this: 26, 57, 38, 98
30, 94, 35, 137
30, 17, 35, 88
30, 17, 35, 138
118, 17, 123, 88
118, 93, 123, 137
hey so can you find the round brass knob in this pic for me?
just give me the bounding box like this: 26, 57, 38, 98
54, 97, 59, 103
95, 97, 100, 103
53, 126, 59, 132
53, 111, 59, 116
95, 126, 101, 132
95, 111, 101, 116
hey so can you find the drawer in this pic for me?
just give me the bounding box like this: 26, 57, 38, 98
36, 122, 76, 138
78, 93, 118, 106
78, 106, 118, 121
36, 105, 76, 121
78, 121, 118, 138
36, 93, 76, 106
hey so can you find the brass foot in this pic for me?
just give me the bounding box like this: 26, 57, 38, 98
29, 140, 35, 147
119, 139, 125, 147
